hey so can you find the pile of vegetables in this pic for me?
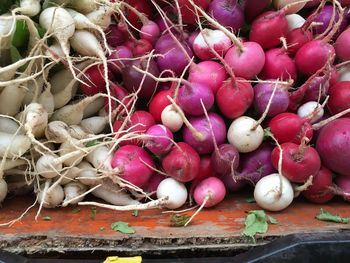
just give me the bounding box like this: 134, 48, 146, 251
1, 0, 350, 226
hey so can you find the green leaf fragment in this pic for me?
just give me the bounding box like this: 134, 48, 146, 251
71, 208, 81, 213
85, 140, 100, 147
170, 214, 191, 227
90, 207, 97, 220
111, 221, 135, 234
268, 216, 278, 224
132, 210, 139, 217
12, 20, 29, 49
316, 209, 349, 224
246, 197, 256, 203
99, 226, 105, 231
242, 210, 278, 241
42, 216, 51, 221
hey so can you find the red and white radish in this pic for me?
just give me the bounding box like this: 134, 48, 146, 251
145, 124, 173, 156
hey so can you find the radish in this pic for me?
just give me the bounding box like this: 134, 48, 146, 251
0, 132, 31, 158
149, 89, 174, 123
111, 145, 155, 189
286, 26, 313, 56
192, 29, 231, 60
140, 20, 160, 44
219, 173, 247, 192
188, 61, 227, 94
297, 101, 324, 123
335, 175, 350, 202
144, 124, 174, 156
335, 27, 350, 61
76, 161, 100, 186
107, 46, 133, 75
62, 182, 88, 206
311, 4, 346, 35
85, 5, 113, 30
183, 112, 227, 155
273, 0, 306, 14
37, 182, 64, 209
161, 104, 184, 132
254, 82, 290, 117
85, 145, 113, 171
0, 178, 7, 203
285, 14, 306, 31
271, 142, 321, 183
208, 0, 244, 31
162, 142, 200, 182
211, 144, 240, 176
156, 177, 188, 209
143, 172, 166, 197
243, 0, 272, 22
327, 81, 350, 118
249, 10, 289, 49
316, 118, 350, 177
13, 0, 41, 17
103, 81, 131, 115
68, 0, 97, 14
91, 183, 140, 206
178, 0, 211, 25
0, 117, 21, 134
302, 166, 334, 203
106, 24, 126, 48
254, 173, 294, 211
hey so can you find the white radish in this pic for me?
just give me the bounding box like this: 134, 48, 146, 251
13, 0, 41, 17
23, 76, 45, 106
227, 116, 264, 153
62, 182, 87, 206
0, 14, 15, 51
38, 87, 55, 117
60, 167, 81, 185
22, 103, 48, 138
338, 65, 350, 82
0, 117, 22, 134
0, 132, 31, 158
45, 41, 67, 61
85, 145, 113, 171
80, 116, 107, 134
37, 183, 64, 208
58, 138, 85, 166
297, 101, 324, 123
85, 6, 113, 30
161, 105, 184, 132
254, 173, 294, 211
45, 121, 70, 143
0, 178, 7, 203
83, 96, 104, 118
286, 14, 306, 31
69, 0, 98, 14
36, 154, 62, 179
39, 7, 76, 82
0, 83, 26, 116
77, 161, 100, 186
156, 178, 188, 209
68, 125, 89, 140
92, 183, 140, 206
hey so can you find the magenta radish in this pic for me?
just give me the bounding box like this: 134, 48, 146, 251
216, 78, 254, 119
302, 166, 334, 203
208, 0, 244, 31
178, 82, 214, 116
122, 58, 160, 99
183, 112, 227, 155
327, 81, 350, 118
311, 4, 346, 35
196, 156, 217, 182
286, 26, 313, 56
335, 27, 350, 61
249, 10, 289, 49
111, 145, 154, 188
103, 82, 131, 115
106, 24, 126, 47
188, 61, 227, 94
192, 29, 231, 60
156, 177, 188, 209
108, 46, 133, 74
254, 173, 294, 211
219, 173, 247, 192
316, 118, 350, 177
193, 177, 226, 208
140, 20, 160, 44
254, 82, 290, 117
211, 144, 240, 176
145, 124, 173, 156
79, 64, 112, 96
243, 0, 272, 22
259, 48, 297, 81
239, 142, 276, 184
271, 142, 321, 183
162, 142, 200, 183
224, 41, 265, 80
335, 175, 350, 202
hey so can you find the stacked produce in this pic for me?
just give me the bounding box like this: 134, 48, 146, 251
0, 0, 350, 224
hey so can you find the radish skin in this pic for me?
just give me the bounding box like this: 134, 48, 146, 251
0, 117, 22, 134
92, 183, 140, 206
0, 132, 31, 158
62, 182, 88, 206
37, 183, 64, 208
0, 178, 7, 203
156, 178, 188, 209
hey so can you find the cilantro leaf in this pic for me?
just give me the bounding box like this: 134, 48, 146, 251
42, 216, 51, 221
170, 214, 191, 227
242, 210, 268, 241
90, 207, 97, 220
71, 208, 81, 213
132, 210, 139, 217
316, 209, 349, 224
111, 221, 135, 234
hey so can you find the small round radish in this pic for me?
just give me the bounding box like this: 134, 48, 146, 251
145, 124, 174, 156
311, 4, 345, 35
254, 173, 294, 211
219, 173, 247, 192
208, 0, 244, 31
335, 28, 350, 61
106, 24, 126, 47
193, 177, 226, 208
211, 144, 240, 176
108, 46, 133, 74
297, 101, 324, 123
79, 64, 112, 96
149, 89, 174, 123
327, 81, 350, 118
140, 20, 160, 44
156, 178, 188, 209
243, 0, 272, 22
286, 27, 313, 56
161, 105, 184, 132
335, 175, 350, 202
37, 183, 64, 208
227, 116, 264, 153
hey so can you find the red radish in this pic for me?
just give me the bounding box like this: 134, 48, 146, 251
193, 177, 226, 208
79, 65, 112, 96
259, 48, 297, 81
335, 175, 350, 202
328, 81, 350, 118
144, 172, 166, 197
224, 41, 265, 80
196, 155, 217, 181
122, 58, 160, 99
178, 0, 211, 24
302, 166, 334, 203
108, 46, 133, 74
126, 0, 153, 29
271, 142, 321, 183
254, 82, 290, 117
243, 0, 272, 22
183, 112, 227, 155
140, 20, 160, 44
131, 39, 153, 56
106, 24, 126, 47
268, 112, 313, 144
149, 88, 174, 123
273, 0, 306, 14
162, 142, 200, 182
286, 27, 313, 56
178, 82, 214, 116
211, 144, 240, 176
316, 118, 350, 177
193, 29, 231, 60
208, 0, 244, 31
216, 78, 254, 119
188, 61, 227, 94
103, 82, 131, 114
219, 173, 247, 192
249, 11, 289, 49
111, 145, 155, 188
156, 177, 188, 209
145, 124, 174, 156
335, 28, 350, 61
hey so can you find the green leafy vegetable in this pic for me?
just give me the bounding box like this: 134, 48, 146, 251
132, 210, 139, 217
242, 210, 278, 241
42, 216, 51, 221
170, 214, 190, 227
71, 208, 81, 213
90, 207, 97, 220
246, 197, 256, 203
110, 221, 135, 234
316, 209, 349, 224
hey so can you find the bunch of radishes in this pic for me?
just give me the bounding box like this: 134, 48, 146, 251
1, 0, 350, 223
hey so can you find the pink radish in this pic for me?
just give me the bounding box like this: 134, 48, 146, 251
208, 0, 244, 31
145, 124, 174, 156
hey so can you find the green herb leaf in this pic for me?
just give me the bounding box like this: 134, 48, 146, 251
132, 210, 139, 217
170, 214, 191, 227
110, 221, 135, 234
263, 128, 272, 140
316, 209, 349, 224
99, 226, 105, 231
268, 216, 278, 225
90, 207, 97, 220
85, 140, 99, 147
242, 210, 269, 241
71, 208, 81, 213
42, 216, 51, 221
246, 197, 256, 203
12, 20, 29, 49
